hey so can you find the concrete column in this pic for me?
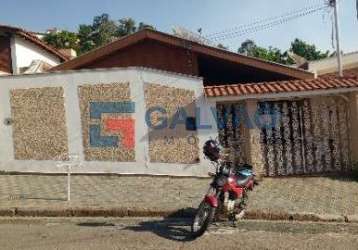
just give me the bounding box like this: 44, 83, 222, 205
349, 92, 358, 169
196, 95, 219, 170
244, 100, 265, 179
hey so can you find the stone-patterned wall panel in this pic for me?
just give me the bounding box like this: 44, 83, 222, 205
144, 83, 199, 164
10, 87, 69, 160
78, 83, 135, 162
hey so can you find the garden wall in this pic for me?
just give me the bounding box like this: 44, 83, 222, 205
0, 67, 218, 176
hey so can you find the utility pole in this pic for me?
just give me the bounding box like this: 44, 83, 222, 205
330, 0, 343, 77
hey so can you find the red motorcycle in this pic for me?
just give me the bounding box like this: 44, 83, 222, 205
191, 140, 257, 238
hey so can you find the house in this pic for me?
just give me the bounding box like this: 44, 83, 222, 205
0, 28, 357, 177
0, 25, 69, 75
51, 29, 313, 84
305, 51, 358, 77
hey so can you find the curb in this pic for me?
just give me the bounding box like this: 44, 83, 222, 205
346, 215, 358, 223
0, 207, 193, 218
0, 207, 358, 223
0, 208, 16, 217
0, 207, 356, 223
244, 210, 347, 223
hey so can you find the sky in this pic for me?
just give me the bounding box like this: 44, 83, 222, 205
1, 0, 357, 53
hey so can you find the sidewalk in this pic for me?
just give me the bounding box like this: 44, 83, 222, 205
1, 174, 358, 221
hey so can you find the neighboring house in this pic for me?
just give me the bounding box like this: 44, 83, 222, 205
0, 25, 68, 75
305, 51, 358, 77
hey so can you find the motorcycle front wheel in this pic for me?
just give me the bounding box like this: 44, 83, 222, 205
191, 201, 216, 238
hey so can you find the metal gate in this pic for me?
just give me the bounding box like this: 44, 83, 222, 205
259, 97, 351, 176
216, 102, 246, 165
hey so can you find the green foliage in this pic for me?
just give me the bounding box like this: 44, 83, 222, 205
237, 40, 256, 55
77, 24, 96, 54
138, 22, 155, 31
43, 31, 79, 51
290, 38, 330, 61
238, 40, 292, 65
217, 43, 229, 50
91, 13, 119, 47
117, 18, 137, 37
42, 13, 155, 55
238, 39, 329, 65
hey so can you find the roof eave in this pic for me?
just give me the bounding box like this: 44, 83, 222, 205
0, 25, 69, 61
51, 30, 149, 71
208, 86, 358, 102
17, 31, 69, 61
145, 30, 314, 80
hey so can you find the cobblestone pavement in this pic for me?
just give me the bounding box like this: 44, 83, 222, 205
1, 217, 358, 249
249, 177, 358, 215
0, 175, 208, 211
0, 175, 358, 215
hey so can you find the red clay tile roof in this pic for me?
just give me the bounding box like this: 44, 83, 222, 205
0, 24, 69, 61
204, 77, 358, 97
322, 68, 358, 78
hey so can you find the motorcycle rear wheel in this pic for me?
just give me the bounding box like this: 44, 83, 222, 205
191, 201, 216, 238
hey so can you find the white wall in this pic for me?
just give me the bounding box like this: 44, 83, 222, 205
11, 35, 61, 74
308, 52, 358, 75
0, 67, 218, 177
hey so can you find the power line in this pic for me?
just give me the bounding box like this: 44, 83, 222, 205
206, 3, 329, 42
206, 3, 325, 39
208, 4, 328, 41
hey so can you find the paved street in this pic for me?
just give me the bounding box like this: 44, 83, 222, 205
1, 217, 358, 249
1, 175, 358, 216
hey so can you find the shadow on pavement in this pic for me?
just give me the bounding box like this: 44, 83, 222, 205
123, 208, 196, 241
76, 208, 197, 242
77, 222, 116, 227
121, 217, 195, 242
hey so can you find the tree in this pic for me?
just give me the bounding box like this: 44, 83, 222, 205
91, 13, 119, 46
138, 22, 155, 31
238, 40, 256, 56
217, 43, 229, 50
77, 24, 96, 54
43, 31, 79, 51
42, 13, 155, 55
237, 39, 329, 65
238, 39, 291, 64
117, 19, 155, 36
117, 18, 137, 36
290, 39, 329, 61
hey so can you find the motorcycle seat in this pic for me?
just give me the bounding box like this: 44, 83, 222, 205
236, 174, 251, 187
